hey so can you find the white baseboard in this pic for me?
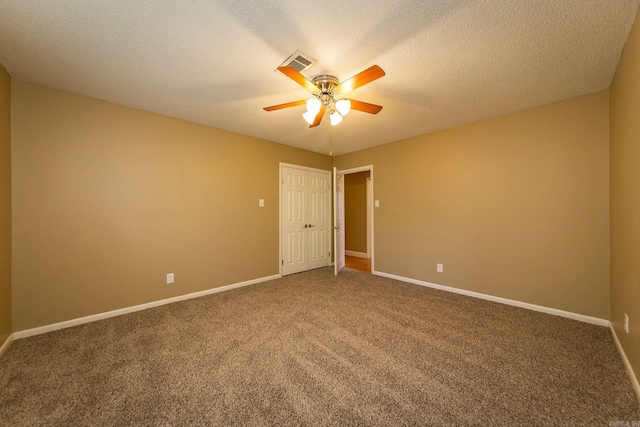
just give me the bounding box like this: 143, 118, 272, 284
373, 271, 610, 327
7, 268, 638, 403
0, 333, 14, 359
13, 274, 281, 340
610, 324, 640, 403
345, 250, 369, 258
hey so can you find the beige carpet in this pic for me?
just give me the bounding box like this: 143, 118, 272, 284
1, 267, 638, 425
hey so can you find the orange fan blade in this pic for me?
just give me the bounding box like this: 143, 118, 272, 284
263, 100, 307, 111
334, 65, 385, 93
277, 66, 319, 93
309, 107, 326, 128
348, 99, 383, 114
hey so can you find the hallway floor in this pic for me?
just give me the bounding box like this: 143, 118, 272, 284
345, 255, 371, 273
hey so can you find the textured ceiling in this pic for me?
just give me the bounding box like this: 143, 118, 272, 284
0, 1, 638, 155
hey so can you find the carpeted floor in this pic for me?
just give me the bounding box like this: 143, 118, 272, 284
1, 268, 638, 425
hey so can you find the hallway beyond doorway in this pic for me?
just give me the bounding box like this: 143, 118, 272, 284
345, 255, 371, 273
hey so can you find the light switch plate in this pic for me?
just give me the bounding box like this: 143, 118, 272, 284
259, 199, 265, 207
375, 200, 380, 208
624, 313, 629, 333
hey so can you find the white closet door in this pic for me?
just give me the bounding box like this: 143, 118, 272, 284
282, 167, 308, 275
307, 171, 331, 270
281, 165, 331, 276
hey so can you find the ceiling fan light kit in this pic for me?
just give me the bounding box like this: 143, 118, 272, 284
264, 63, 385, 128
329, 110, 343, 126
306, 98, 321, 115
302, 110, 317, 125
335, 99, 351, 116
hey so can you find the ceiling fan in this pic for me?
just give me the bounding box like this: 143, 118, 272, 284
264, 65, 385, 127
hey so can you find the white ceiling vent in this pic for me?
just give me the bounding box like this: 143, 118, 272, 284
279, 50, 316, 73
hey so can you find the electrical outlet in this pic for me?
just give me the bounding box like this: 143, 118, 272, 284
437, 263, 443, 273
167, 273, 174, 284
624, 313, 629, 333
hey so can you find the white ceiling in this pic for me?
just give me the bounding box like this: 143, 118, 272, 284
0, 1, 638, 155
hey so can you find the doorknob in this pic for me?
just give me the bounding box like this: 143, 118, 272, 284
303, 224, 308, 228
307, 224, 315, 228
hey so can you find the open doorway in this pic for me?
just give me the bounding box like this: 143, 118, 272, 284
343, 169, 372, 273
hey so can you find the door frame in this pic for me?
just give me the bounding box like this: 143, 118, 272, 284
338, 165, 375, 273
279, 162, 332, 277
366, 176, 372, 258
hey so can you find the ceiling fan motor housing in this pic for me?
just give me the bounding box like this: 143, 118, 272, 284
311, 75, 339, 106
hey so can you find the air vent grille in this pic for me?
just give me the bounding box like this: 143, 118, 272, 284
279, 50, 316, 72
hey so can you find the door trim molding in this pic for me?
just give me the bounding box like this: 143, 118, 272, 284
366, 176, 372, 258
279, 163, 330, 173
279, 163, 332, 276
340, 165, 374, 273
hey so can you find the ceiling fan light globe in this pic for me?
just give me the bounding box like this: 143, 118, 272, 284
306, 98, 321, 114
335, 99, 351, 116
302, 111, 316, 125
330, 111, 343, 126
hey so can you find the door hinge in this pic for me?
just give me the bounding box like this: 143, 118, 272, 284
282, 260, 284, 266
329, 252, 331, 257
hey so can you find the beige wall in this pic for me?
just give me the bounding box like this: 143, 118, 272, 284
345, 171, 368, 254
11, 80, 331, 331
5, 72, 615, 330
335, 90, 610, 319
610, 6, 640, 387
0, 64, 11, 344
